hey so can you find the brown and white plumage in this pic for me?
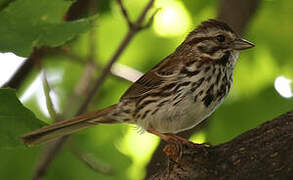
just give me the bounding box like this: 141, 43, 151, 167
21, 19, 254, 146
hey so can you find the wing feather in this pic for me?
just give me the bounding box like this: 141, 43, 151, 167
121, 56, 180, 100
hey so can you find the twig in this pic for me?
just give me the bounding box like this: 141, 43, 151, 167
33, 140, 65, 180
2, 50, 40, 89
42, 47, 86, 65
46, 47, 142, 83
140, 7, 160, 29
75, 16, 99, 96
70, 144, 114, 175
74, 61, 97, 95
74, 2, 99, 95
42, 70, 57, 121
87, 0, 98, 62
77, 0, 155, 115
32, 0, 156, 179
40, 46, 142, 83
217, 0, 261, 35
111, 63, 143, 82
117, 0, 132, 27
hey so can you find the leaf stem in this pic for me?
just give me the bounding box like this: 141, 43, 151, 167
41, 70, 57, 121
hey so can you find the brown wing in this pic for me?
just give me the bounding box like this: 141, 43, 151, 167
121, 56, 180, 100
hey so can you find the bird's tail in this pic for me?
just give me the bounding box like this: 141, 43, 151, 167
20, 104, 118, 146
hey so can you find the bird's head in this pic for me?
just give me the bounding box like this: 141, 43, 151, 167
185, 19, 254, 62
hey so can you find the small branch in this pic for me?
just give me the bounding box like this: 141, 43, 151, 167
117, 0, 132, 27
139, 8, 160, 30
2, 60, 32, 89
64, 0, 93, 21
33, 140, 65, 180
2, 49, 41, 89
74, 61, 97, 95
43, 47, 142, 83
42, 70, 57, 121
70, 144, 114, 175
111, 63, 143, 83
31, 0, 156, 179
87, 0, 98, 62
217, 0, 261, 35
117, 0, 158, 30
77, 0, 155, 115
42, 47, 86, 65
150, 110, 293, 180
74, 2, 99, 96
134, 0, 155, 29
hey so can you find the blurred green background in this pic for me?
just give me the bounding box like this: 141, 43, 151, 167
0, 0, 293, 179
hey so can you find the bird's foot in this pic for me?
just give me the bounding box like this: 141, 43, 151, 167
147, 129, 195, 162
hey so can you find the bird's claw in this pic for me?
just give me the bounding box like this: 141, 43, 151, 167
163, 134, 195, 162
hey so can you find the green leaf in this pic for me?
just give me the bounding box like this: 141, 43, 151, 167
0, 0, 93, 57
0, 88, 46, 149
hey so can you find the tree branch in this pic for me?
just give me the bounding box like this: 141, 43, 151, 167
217, 0, 261, 35
41, 47, 143, 83
117, 0, 132, 27
33, 139, 66, 180
77, 0, 155, 114
2, 50, 39, 89
149, 110, 293, 180
32, 0, 155, 179
70, 143, 114, 175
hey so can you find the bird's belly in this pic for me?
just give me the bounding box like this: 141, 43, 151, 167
138, 93, 221, 133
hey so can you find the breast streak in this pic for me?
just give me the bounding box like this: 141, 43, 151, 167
140, 86, 213, 134
142, 73, 230, 134
137, 63, 233, 133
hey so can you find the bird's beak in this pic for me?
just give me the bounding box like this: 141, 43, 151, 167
233, 38, 255, 50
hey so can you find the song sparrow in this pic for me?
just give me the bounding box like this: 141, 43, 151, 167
21, 19, 254, 146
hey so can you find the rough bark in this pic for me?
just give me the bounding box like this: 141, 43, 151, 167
149, 110, 293, 180
145, 121, 208, 179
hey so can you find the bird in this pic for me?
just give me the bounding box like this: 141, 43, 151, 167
21, 19, 254, 146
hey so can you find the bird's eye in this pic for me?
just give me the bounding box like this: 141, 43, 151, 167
216, 35, 225, 42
